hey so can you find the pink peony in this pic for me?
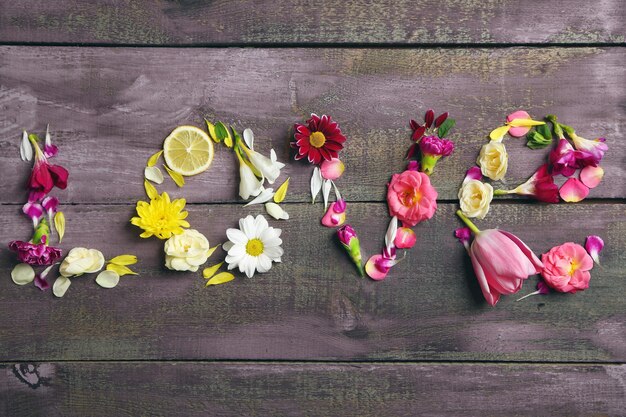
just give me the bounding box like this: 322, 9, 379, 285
541, 242, 593, 293
9, 240, 62, 266
387, 170, 437, 227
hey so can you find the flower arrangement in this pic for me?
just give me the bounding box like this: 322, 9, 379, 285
134, 121, 288, 285
9, 127, 138, 297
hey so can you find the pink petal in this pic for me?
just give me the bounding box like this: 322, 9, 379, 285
464, 166, 482, 183
585, 235, 604, 265
469, 252, 500, 306
394, 227, 416, 249
559, 178, 589, 202
579, 165, 604, 189
506, 110, 531, 137
498, 230, 543, 273
365, 254, 389, 280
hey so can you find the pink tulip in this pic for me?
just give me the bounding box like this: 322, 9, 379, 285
456, 210, 543, 306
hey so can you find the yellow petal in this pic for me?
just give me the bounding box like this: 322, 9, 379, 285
106, 263, 138, 276
144, 179, 158, 199
273, 177, 290, 203
507, 118, 546, 127
54, 211, 65, 243
224, 129, 233, 148
205, 272, 235, 286
206, 244, 221, 259
202, 262, 224, 279
489, 125, 511, 141
108, 254, 137, 266
147, 150, 163, 167
205, 120, 218, 142
164, 165, 185, 187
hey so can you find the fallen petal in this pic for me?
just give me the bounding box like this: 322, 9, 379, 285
96, 270, 120, 288
559, 178, 589, 202
245, 188, 274, 206
106, 263, 138, 276
144, 179, 159, 200
365, 254, 389, 281
265, 202, 289, 220
147, 150, 163, 167
54, 211, 66, 243
311, 167, 322, 204
580, 165, 604, 189
489, 125, 511, 142
53, 276, 71, 297
243, 128, 254, 150
385, 216, 398, 251
144, 166, 164, 184
322, 179, 332, 210
273, 177, 290, 203
585, 235, 604, 265
206, 272, 235, 286
203, 262, 224, 279
20, 130, 33, 162
108, 255, 138, 266
164, 165, 185, 187
395, 227, 416, 249
11, 263, 35, 285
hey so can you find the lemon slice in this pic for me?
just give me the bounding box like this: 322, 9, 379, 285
163, 126, 214, 176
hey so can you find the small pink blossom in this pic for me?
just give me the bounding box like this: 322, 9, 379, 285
541, 242, 593, 293
418, 135, 454, 175
394, 227, 416, 249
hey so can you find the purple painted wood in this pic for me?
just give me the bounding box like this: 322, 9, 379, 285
0, 0, 624, 45
0, 203, 624, 361
0, 47, 624, 203
2, 362, 625, 416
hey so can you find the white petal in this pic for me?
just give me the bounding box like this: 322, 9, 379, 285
227, 243, 246, 258
332, 180, 342, 200
254, 214, 269, 231
243, 128, 254, 150
20, 130, 33, 162
246, 257, 257, 278
265, 202, 289, 220
144, 166, 164, 184
239, 163, 263, 200
257, 254, 272, 273
323, 179, 332, 210
53, 276, 71, 297
247, 150, 282, 184
11, 263, 35, 285
385, 216, 398, 251
241, 215, 257, 238
311, 167, 322, 204
263, 245, 284, 259
226, 228, 248, 245
95, 270, 120, 288
244, 188, 274, 206
223, 241, 234, 252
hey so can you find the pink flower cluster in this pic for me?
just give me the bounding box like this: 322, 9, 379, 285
407, 109, 456, 175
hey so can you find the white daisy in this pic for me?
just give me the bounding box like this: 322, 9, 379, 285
225, 214, 283, 278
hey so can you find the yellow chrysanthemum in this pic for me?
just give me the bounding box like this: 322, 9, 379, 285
130, 192, 190, 239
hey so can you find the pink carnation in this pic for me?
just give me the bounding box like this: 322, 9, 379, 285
541, 242, 593, 293
8, 240, 62, 266
387, 170, 437, 227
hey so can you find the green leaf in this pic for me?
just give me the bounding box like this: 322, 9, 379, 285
526, 131, 552, 150
437, 118, 456, 138
214, 122, 229, 142
536, 124, 552, 140
28, 133, 40, 142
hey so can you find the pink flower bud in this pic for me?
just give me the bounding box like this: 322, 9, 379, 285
394, 227, 416, 249
320, 158, 345, 180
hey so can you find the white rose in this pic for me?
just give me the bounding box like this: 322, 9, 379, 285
60, 247, 105, 277
478, 142, 508, 181
164, 229, 210, 272
458, 179, 494, 219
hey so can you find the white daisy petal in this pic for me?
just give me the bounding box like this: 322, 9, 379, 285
254, 214, 269, 231
223, 241, 234, 251
226, 228, 248, 245
241, 216, 256, 239
257, 254, 272, 273
264, 246, 284, 259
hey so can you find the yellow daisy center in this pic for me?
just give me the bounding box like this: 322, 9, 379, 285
246, 238, 264, 257
309, 131, 326, 148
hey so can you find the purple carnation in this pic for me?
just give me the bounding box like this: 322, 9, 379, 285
8, 240, 62, 266
419, 135, 455, 157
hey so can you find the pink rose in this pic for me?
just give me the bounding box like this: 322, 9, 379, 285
541, 242, 593, 293
387, 170, 437, 227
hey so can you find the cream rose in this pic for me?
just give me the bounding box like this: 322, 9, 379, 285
458, 179, 494, 219
60, 247, 105, 277
478, 142, 508, 181
164, 229, 210, 272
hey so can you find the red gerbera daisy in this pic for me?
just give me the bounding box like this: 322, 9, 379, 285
292, 114, 346, 164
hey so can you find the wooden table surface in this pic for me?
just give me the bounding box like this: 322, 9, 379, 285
1, 1, 625, 416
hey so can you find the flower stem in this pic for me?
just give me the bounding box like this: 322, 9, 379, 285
455, 210, 480, 234
493, 189, 513, 196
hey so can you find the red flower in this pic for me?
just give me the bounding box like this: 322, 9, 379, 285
9, 240, 62, 266
292, 114, 346, 164
29, 159, 68, 194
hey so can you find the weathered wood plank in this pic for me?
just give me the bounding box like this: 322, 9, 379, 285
2, 362, 625, 417
1, 46, 624, 203
0, 0, 624, 45
1, 202, 624, 361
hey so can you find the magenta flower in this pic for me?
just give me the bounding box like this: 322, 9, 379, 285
337, 225, 364, 277
22, 202, 44, 228
496, 164, 559, 203
321, 199, 347, 228
43, 125, 59, 158
585, 235, 604, 265
549, 139, 598, 177
9, 240, 62, 266
456, 211, 543, 306
570, 134, 607, 161
418, 135, 455, 175
28, 136, 69, 194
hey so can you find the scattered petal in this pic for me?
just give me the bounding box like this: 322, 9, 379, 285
274, 177, 290, 203
108, 254, 138, 266
202, 262, 224, 279
580, 165, 604, 189
243, 128, 254, 150
96, 270, 120, 288
265, 202, 289, 220
20, 130, 33, 162
205, 272, 235, 286
53, 276, 71, 297
585, 235, 604, 265
222, 241, 234, 252
245, 188, 274, 206
106, 263, 138, 276
320, 158, 345, 180
489, 125, 511, 142
322, 179, 332, 210
395, 227, 416, 249
205, 120, 218, 142
164, 165, 185, 187
54, 211, 65, 243
385, 216, 398, 252
463, 166, 483, 183
311, 167, 322, 204
147, 150, 163, 167
506, 110, 532, 137
144, 179, 158, 200
559, 178, 589, 202
206, 244, 221, 259
454, 227, 472, 252
11, 263, 35, 285
144, 166, 164, 184
365, 255, 389, 281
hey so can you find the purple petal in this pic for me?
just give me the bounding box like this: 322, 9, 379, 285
585, 235, 604, 265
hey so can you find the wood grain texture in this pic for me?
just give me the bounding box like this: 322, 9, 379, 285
0, 0, 624, 45
1, 46, 624, 203
2, 362, 625, 417
1, 202, 624, 361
